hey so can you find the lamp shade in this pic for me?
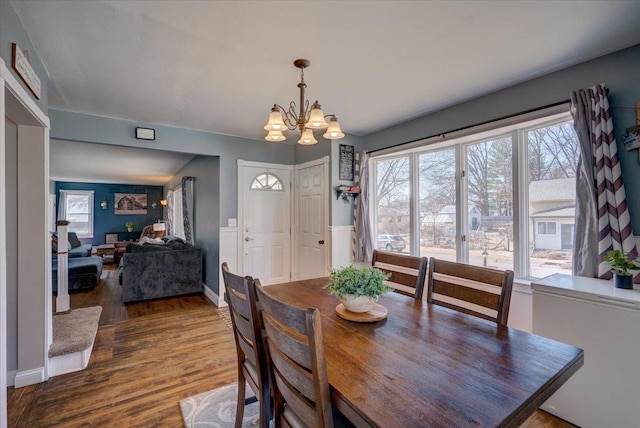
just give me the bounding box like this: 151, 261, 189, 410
298, 128, 318, 145
322, 116, 345, 140
160, 199, 167, 206
306, 101, 329, 129
265, 130, 286, 142
264, 106, 286, 131
153, 222, 166, 232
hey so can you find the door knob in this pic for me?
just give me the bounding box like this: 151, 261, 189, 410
318, 240, 325, 245
245, 237, 254, 242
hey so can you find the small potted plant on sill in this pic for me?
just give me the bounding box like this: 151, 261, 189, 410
125, 221, 135, 233
326, 265, 392, 313
604, 249, 640, 289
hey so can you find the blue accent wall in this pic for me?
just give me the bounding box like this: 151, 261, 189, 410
55, 182, 164, 245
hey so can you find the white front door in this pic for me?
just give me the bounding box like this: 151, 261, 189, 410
295, 159, 328, 280
240, 163, 291, 285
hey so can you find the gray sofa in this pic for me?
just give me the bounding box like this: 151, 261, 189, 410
118, 240, 203, 304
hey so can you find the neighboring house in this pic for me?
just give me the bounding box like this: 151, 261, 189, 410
421, 205, 481, 237
529, 178, 576, 251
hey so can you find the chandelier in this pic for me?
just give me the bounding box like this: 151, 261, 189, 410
264, 59, 345, 145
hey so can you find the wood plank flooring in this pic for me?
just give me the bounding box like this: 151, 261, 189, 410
7, 265, 574, 427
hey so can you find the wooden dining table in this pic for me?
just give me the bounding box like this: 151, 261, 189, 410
265, 277, 584, 428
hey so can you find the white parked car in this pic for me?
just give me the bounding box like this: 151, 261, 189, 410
378, 234, 406, 252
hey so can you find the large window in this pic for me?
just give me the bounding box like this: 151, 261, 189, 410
61, 190, 94, 238
373, 112, 577, 280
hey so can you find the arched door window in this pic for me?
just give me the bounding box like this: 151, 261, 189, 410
250, 172, 284, 191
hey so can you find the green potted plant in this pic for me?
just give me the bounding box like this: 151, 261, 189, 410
604, 249, 640, 289
326, 265, 391, 313
125, 221, 135, 233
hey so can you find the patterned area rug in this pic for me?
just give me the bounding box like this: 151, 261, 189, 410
180, 383, 259, 428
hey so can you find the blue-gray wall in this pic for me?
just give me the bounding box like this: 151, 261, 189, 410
54, 182, 164, 245
364, 44, 640, 233
0, 0, 48, 111
49, 109, 295, 227
166, 156, 220, 292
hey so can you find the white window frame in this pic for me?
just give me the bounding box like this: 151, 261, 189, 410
370, 107, 575, 280
61, 190, 94, 239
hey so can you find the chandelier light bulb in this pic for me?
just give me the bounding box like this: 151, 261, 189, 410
307, 101, 329, 129
264, 106, 286, 131
298, 128, 318, 145
265, 130, 286, 142
323, 116, 345, 140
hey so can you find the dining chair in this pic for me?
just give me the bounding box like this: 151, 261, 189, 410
371, 250, 429, 299
426, 257, 514, 326
254, 280, 335, 428
221, 262, 271, 428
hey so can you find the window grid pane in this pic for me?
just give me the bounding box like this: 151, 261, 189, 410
375, 157, 410, 254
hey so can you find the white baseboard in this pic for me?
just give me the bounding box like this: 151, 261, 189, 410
203, 284, 223, 306
14, 367, 45, 388
48, 346, 93, 378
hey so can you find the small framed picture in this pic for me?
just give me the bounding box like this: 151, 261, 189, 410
105, 233, 119, 244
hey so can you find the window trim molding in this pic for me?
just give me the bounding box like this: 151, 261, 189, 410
370, 106, 575, 281
59, 189, 94, 239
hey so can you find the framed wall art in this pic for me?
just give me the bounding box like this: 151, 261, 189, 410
114, 193, 147, 215
339, 144, 355, 181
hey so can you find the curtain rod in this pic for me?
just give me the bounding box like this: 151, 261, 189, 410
367, 99, 571, 155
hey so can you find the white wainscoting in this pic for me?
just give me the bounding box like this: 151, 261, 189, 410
214, 227, 238, 307
329, 225, 354, 269
508, 282, 533, 332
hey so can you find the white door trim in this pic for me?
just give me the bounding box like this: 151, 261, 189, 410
237, 160, 294, 280
1, 58, 50, 427
293, 156, 330, 280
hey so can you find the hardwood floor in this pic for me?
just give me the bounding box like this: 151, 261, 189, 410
8, 265, 574, 427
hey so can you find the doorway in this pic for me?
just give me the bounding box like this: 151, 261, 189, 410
294, 157, 329, 280
238, 161, 292, 285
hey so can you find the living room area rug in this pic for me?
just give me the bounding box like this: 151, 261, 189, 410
179, 383, 259, 428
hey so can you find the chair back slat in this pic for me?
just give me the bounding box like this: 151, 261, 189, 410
255, 281, 334, 428
372, 250, 428, 299
221, 262, 270, 428
427, 258, 514, 325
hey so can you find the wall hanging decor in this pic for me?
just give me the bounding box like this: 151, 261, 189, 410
114, 193, 147, 215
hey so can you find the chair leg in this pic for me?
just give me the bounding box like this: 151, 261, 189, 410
235, 373, 246, 428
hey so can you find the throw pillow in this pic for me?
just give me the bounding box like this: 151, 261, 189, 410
51, 234, 58, 253
68, 232, 82, 249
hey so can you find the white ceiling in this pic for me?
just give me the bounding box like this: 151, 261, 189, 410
12, 0, 640, 142
50, 139, 195, 185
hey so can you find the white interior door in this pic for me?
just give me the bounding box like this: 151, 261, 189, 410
241, 164, 291, 285
295, 160, 328, 280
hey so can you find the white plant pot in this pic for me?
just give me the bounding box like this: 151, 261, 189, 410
127, 227, 133, 232
340, 294, 376, 313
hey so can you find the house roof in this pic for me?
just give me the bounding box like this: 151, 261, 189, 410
529, 178, 575, 202
530, 206, 575, 218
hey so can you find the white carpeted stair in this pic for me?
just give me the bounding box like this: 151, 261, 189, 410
49, 306, 102, 377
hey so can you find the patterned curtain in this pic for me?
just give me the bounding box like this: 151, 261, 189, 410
570, 84, 637, 281
182, 176, 195, 244
354, 151, 374, 262
165, 189, 174, 236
